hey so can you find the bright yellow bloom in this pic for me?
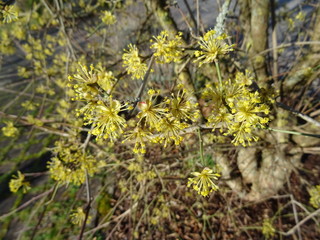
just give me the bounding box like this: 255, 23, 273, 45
137, 89, 166, 130
122, 44, 148, 79
194, 30, 233, 66
68, 63, 99, 101
308, 185, 320, 208
96, 69, 116, 93
187, 167, 220, 197
9, 171, 30, 193
227, 122, 259, 147
235, 70, 253, 86
233, 99, 269, 126
88, 98, 127, 141
207, 107, 233, 131
2, 121, 19, 137
165, 86, 200, 122
100, 10, 116, 25
1, 5, 18, 23
155, 117, 188, 147
150, 30, 184, 63
203, 70, 270, 147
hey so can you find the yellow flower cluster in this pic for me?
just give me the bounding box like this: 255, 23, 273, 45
100, 10, 116, 25
262, 219, 276, 239
308, 185, 320, 208
87, 98, 127, 141
150, 30, 184, 63
2, 121, 19, 137
187, 167, 220, 197
9, 171, 30, 193
48, 140, 104, 185
70, 207, 92, 226
122, 44, 148, 80
1, 5, 18, 23
68, 63, 116, 100
194, 29, 234, 66
123, 88, 199, 153
203, 71, 270, 146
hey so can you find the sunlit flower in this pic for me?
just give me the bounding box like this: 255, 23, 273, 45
187, 167, 220, 197
89, 98, 127, 141
122, 126, 152, 154
1, 5, 18, 23
207, 107, 233, 131
155, 117, 189, 147
150, 30, 184, 63
227, 122, 259, 147
233, 99, 269, 127
68, 63, 99, 101
194, 30, 233, 66
165, 86, 200, 122
96, 69, 116, 93
9, 171, 30, 193
122, 44, 148, 80
137, 89, 166, 130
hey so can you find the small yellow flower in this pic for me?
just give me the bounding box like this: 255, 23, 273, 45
2, 121, 19, 137
165, 87, 200, 122
187, 167, 220, 197
137, 89, 166, 130
70, 207, 92, 226
122, 126, 152, 154
194, 30, 233, 66
9, 171, 30, 193
89, 98, 127, 141
122, 44, 148, 80
155, 117, 188, 147
96, 69, 116, 93
68, 63, 99, 101
100, 10, 116, 25
262, 218, 276, 239
150, 30, 184, 63
1, 5, 18, 23
227, 122, 259, 147
308, 185, 320, 208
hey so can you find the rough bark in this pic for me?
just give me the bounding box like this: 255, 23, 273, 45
250, 0, 270, 82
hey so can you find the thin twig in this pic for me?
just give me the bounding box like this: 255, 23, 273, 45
84, 202, 138, 236
77, 171, 92, 240
183, 0, 197, 29
128, 55, 155, 117
276, 102, 320, 127
270, 0, 279, 92
290, 195, 302, 240
253, 41, 320, 58
0, 187, 54, 220
268, 127, 320, 139
280, 208, 320, 236
196, 0, 200, 36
